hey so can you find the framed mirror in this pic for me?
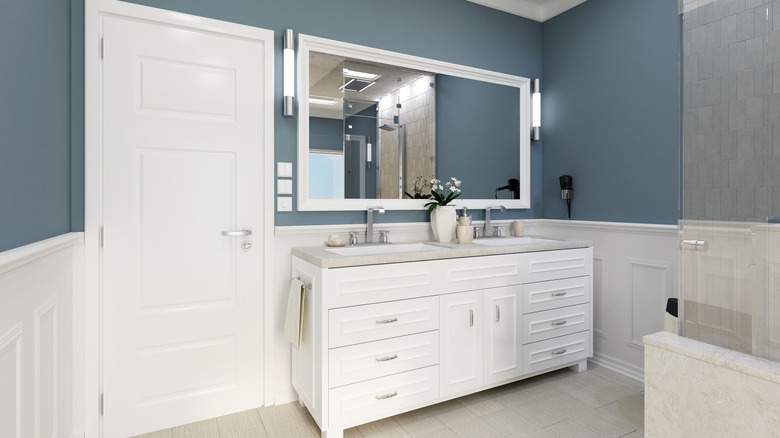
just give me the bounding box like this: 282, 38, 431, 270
297, 34, 531, 211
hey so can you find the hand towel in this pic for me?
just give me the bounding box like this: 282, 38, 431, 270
283, 278, 306, 348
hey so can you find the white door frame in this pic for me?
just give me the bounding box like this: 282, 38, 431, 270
83, 1, 275, 436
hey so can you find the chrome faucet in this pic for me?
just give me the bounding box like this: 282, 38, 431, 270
484, 205, 506, 237
366, 206, 386, 243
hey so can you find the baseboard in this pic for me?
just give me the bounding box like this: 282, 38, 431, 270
589, 353, 645, 383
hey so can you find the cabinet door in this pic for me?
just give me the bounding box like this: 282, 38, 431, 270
440, 291, 483, 397
484, 286, 523, 384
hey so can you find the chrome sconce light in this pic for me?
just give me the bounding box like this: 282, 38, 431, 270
531, 78, 541, 141
283, 29, 295, 117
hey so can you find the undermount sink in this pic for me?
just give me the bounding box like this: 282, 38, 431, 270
473, 236, 556, 246
325, 242, 444, 256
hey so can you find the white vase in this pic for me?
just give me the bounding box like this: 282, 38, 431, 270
430, 205, 457, 243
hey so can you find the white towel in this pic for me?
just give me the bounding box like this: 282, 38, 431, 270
283, 278, 306, 348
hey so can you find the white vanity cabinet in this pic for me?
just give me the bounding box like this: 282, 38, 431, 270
291, 246, 593, 438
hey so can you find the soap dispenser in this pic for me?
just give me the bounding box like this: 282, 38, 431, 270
560, 175, 573, 219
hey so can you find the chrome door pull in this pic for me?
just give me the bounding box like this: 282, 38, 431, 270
221, 229, 252, 237
375, 317, 398, 324
551, 320, 567, 327
551, 348, 567, 356
375, 354, 398, 362
552, 291, 567, 297
469, 309, 474, 327
496, 305, 500, 322
375, 391, 398, 400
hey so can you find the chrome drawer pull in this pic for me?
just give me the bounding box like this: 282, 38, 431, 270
551, 320, 567, 327
551, 348, 567, 356
375, 391, 398, 400
551, 291, 567, 297
375, 354, 398, 362
375, 317, 398, 324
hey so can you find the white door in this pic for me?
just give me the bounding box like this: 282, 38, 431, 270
484, 286, 523, 384
440, 291, 483, 397
101, 12, 270, 437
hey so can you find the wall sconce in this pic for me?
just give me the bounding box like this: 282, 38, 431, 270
531, 78, 541, 141
283, 29, 295, 117
366, 136, 373, 169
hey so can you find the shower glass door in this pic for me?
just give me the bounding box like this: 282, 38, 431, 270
680, 0, 780, 360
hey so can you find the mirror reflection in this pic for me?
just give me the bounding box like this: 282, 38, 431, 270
308, 52, 436, 200
299, 34, 530, 210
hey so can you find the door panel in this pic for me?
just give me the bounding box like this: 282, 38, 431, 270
484, 286, 522, 384
101, 13, 269, 437
439, 291, 483, 397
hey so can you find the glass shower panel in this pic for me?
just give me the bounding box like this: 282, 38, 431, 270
680, 0, 779, 360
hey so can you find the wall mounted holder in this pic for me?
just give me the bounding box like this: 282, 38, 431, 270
560, 175, 573, 218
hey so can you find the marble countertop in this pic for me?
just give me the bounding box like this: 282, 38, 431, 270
644, 331, 780, 384
291, 235, 592, 268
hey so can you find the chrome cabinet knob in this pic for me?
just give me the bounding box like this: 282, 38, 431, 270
241, 241, 252, 250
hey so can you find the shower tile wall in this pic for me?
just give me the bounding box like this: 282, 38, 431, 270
682, 0, 774, 222
681, 0, 780, 361
378, 76, 435, 198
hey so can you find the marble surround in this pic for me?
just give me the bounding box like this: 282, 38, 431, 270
644, 331, 780, 437
291, 234, 591, 268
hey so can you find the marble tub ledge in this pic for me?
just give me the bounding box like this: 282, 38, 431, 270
644, 331, 780, 384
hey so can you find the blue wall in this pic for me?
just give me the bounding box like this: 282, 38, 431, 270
0, 0, 74, 252
122, 0, 543, 226
541, 0, 679, 224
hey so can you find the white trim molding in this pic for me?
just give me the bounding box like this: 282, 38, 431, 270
467, 0, 588, 22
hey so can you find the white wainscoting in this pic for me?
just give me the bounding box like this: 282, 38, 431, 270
271, 219, 674, 402
0, 233, 83, 438
538, 220, 678, 382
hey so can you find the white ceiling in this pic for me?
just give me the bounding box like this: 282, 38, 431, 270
467, 0, 587, 22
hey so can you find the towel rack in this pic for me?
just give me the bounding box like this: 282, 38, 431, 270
295, 276, 312, 290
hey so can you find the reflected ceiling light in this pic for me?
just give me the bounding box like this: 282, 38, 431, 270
343, 68, 381, 81
283, 29, 295, 117
531, 78, 541, 141
309, 96, 338, 105
340, 78, 376, 92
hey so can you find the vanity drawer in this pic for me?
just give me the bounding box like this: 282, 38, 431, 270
523, 331, 590, 374
524, 248, 591, 284
329, 331, 439, 388
329, 296, 439, 348
327, 261, 443, 308
522, 303, 589, 344
329, 365, 439, 428
523, 276, 590, 314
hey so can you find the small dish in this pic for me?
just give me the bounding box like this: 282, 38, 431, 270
326, 240, 347, 247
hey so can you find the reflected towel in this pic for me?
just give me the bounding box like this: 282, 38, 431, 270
283, 278, 306, 348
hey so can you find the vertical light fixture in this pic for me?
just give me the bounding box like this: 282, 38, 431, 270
366, 136, 373, 168
531, 78, 541, 141
283, 29, 295, 117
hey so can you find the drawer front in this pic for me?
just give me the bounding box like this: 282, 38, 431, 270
328, 261, 443, 308
329, 331, 439, 388
442, 254, 525, 293
525, 248, 591, 283
523, 276, 590, 314
329, 296, 439, 348
523, 331, 590, 374
329, 365, 439, 428
522, 303, 589, 344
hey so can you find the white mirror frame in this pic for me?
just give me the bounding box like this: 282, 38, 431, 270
297, 34, 531, 211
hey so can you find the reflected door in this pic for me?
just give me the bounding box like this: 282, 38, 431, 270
101, 13, 267, 436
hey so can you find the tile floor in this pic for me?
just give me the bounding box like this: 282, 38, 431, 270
134, 365, 644, 438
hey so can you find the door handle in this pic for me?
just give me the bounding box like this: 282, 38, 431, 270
496, 305, 500, 323
221, 229, 252, 237
469, 309, 474, 327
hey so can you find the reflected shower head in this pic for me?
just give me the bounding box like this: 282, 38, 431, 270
378, 124, 397, 131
